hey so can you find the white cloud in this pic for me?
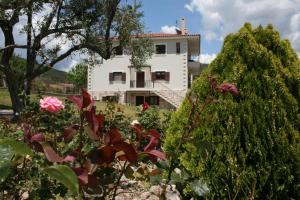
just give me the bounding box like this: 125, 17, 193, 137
161, 25, 177, 34
200, 53, 216, 64
185, 0, 300, 54
204, 30, 217, 40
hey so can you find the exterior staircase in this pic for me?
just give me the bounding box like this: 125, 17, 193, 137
153, 82, 186, 108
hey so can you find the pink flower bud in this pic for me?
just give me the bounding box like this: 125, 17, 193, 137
217, 83, 239, 96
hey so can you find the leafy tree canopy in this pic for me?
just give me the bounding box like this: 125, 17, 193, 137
66, 63, 87, 89
0, 0, 151, 114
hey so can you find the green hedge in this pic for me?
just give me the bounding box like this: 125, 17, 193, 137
164, 23, 300, 199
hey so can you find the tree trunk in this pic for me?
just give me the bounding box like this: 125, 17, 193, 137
0, 18, 23, 118
5, 70, 23, 117
25, 1, 33, 96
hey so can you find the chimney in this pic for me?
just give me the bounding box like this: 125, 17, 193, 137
181, 17, 187, 35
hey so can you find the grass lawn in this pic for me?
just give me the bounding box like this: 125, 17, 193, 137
0, 88, 169, 119
0, 88, 12, 109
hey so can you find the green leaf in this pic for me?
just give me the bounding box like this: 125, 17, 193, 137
0, 145, 13, 183
0, 139, 33, 156
43, 165, 79, 195
0, 162, 11, 183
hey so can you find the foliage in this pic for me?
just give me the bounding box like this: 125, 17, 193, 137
67, 63, 88, 90
164, 23, 300, 199
0, 0, 152, 115
126, 37, 154, 69
137, 107, 163, 133
0, 89, 166, 199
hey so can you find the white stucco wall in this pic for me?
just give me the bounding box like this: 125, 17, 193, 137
88, 38, 190, 95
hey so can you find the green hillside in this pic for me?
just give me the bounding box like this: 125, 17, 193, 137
39, 68, 68, 84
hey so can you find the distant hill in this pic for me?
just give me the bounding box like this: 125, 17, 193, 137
39, 68, 68, 84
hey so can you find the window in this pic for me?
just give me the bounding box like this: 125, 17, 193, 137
145, 96, 159, 105
114, 46, 123, 55
113, 72, 122, 81
155, 71, 166, 80
109, 72, 126, 83
155, 44, 166, 54
176, 42, 180, 54
151, 71, 170, 81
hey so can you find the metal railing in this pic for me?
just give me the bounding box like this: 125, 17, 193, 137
130, 80, 154, 88
153, 82, 185, 105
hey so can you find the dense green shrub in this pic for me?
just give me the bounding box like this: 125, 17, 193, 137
164, 23, 300, 199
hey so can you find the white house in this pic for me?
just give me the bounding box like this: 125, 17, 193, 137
88, 18, 202, 109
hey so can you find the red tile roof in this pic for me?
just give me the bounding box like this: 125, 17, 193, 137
138, 33, 200, 38
110, 33, 200, 40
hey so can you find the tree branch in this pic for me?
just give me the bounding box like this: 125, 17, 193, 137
0, 44, 28, 52
32, 45, 81, 78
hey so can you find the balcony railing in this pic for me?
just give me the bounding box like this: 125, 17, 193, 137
130, 80, 154, 88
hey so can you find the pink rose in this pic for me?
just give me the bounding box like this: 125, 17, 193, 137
40, 97, 64, 113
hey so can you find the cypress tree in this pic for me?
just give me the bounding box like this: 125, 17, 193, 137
164, 23, 300, 199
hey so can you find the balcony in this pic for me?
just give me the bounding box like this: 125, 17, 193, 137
188, 60, 201, 75
130, 80, 154, 89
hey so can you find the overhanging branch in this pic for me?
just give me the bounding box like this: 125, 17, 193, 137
32, 45, 81, 78
0, 44, 28, 52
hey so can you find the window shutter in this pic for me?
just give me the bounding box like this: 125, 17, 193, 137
151, 72, 156, 81
122, 73, 126, 82
165, 72, 170, 81
109, 73, 113, 82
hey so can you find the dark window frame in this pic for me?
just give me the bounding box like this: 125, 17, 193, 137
155, 71, 166, 80
109, 72, 126, 84
176, 42, 180, 54
155, 44, 166, 54
112, 72, 123, 81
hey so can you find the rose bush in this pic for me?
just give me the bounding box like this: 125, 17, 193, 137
0, 89, 166, 199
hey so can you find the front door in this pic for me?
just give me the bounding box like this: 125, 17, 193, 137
136, 71, 145, 88
136, 96, 144, 106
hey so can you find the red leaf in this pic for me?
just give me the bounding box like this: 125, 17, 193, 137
104, 128, 123, 145
130, 124, 143, 141
145, 129, 160, 139
142, 101, 149, 111
67, 95, 82, 108
73, 167, 89, 185
63, 155, 76, 162
82, 89, 93, 109
96, 114, 105, 130
84, 111, 100, 137
85, 126, 100, 140
63, 127, 77, 143
88, 146, 116, 165
22, 123, 31, 143
218, 83, 239, 96
41, 143, 75, 163
41, 143, 64, 163
144, 137, 159, 152
86, 175, 98, 188
150, 168, 162, 176
145, 150, 166, 160
114, 142, 137, 163
208, 75, 218, 90
31, 133, 45, 142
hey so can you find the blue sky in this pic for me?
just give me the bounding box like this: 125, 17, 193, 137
141, 0, 221, 56
141, 0, 300, 64
1, 0, 300, 70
